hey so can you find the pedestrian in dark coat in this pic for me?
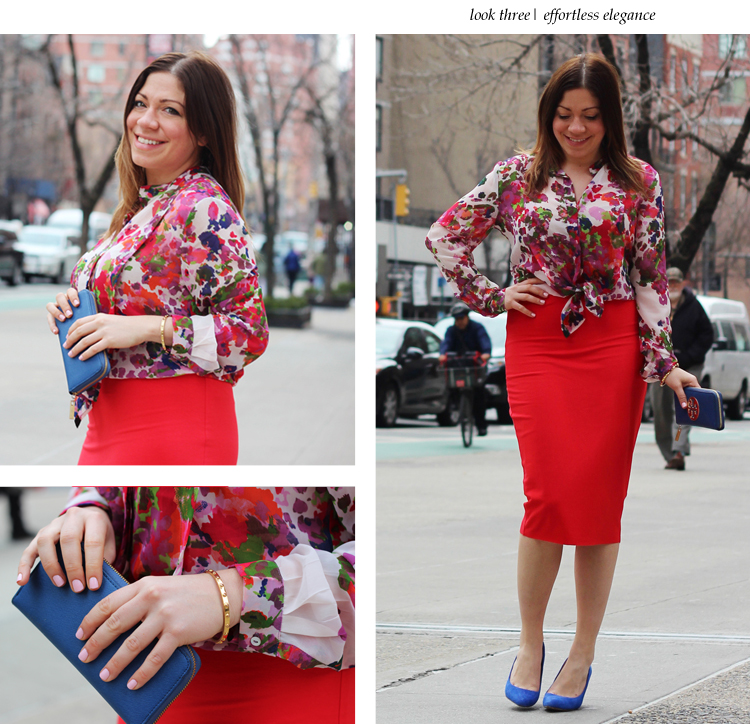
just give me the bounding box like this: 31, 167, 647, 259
651, 268, 714, 469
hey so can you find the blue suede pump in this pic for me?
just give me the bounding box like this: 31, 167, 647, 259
505, 643, 545, 708
542, 660, 592, 711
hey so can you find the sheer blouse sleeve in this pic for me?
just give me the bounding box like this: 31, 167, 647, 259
425, 155, 526, 316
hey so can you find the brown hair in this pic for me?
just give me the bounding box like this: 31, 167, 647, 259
526, 53, 647, 196
107, 50, 244, 238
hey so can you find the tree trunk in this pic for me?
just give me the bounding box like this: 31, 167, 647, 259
670, 103, 750, 272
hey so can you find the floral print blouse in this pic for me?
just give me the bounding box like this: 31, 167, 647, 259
426, 154, 677, 382
70, 167, 268, 420
64, 487, 355, 671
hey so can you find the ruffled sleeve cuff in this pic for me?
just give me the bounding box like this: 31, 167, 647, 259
170, 314, 220, 373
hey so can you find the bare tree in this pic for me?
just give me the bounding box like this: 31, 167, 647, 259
39, 35, 121, 254
302, 38, 355, 300
228, 34, 319, 299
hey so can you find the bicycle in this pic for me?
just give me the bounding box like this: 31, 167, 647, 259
442, 352, 488, 447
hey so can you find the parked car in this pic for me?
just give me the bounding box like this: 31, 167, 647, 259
376, 318, 457, 427
433, 311, 512, 423
15, 226, 82, 284
0, 226, 24, 286
697, 295, 750, 420
46, 209, 112, 248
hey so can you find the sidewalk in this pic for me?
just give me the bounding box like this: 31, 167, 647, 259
376, 420, 750, 722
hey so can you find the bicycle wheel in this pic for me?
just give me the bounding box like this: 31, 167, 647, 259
460, 391, 474, 447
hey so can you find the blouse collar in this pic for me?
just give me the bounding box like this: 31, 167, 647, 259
138, 166, 205, 202
551, 158, 606, 178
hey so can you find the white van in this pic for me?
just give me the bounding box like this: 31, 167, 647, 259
696, 295, 750, 419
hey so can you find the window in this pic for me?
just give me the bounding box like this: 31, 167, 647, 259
376, 36, 383, 82
424, 332, 441, 355
734, 323, 750, 352
719, 77, 747, 105
719, 35, 747, 59
720, 321, 737, 351
86, 64, 105, 83
403, 328, 425, 353
376, 104, 383, 153
90, 41, 105, 57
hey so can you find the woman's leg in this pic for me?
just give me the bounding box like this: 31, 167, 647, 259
510, 534, 563, 690
546, 543, 619, 697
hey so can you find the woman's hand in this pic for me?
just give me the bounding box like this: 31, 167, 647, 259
62, 314, 171, 361
77, 569, 243, 690
503, 278, 549, 318
663, 366, 701, 408
17, 506, 116, 592
46, 288, 81, 334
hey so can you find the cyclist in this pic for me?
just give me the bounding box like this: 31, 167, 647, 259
439, 301, 492, 436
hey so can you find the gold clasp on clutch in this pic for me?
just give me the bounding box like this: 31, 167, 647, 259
69, 396, 75, 420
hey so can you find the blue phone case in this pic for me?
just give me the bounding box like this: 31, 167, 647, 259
12, 544, 200, 724
674, 387, 725, 430
56, 289, 110, 395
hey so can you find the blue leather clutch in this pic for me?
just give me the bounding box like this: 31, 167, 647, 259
674, 387, 725, 431
12, 545, 200, 724
56, 289, 110, 395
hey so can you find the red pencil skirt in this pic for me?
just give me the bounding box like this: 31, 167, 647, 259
505, 295, 646, 545
78, 376, 238, 465
115, 649, 355, 724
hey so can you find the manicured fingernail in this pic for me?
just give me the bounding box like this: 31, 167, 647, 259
66, 310, 72, 317
89, 577, 99, 590
58, 314, 65, 321
127, 679, 137, 690
17, 573, 22, 583
681, 402, 687, 408
543, 292, 549, 297
100, 668, 110, 681
72, 579, 84, 592
53, 575, 65, 587
78, 648, 88, 662
75, 628, 84, 640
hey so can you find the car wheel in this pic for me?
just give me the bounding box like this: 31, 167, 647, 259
726, 383, 747, 421
53, 262, 65, 285
377, 383, 399, 428
437, 393, 460, 426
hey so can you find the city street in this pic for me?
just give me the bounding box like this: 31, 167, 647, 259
377, 414, 750, 722
0, 281, 354, 465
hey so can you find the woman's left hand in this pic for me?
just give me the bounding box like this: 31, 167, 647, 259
63, 314, 158, 360
76, 570, 242, 690
663, 366, 701, 409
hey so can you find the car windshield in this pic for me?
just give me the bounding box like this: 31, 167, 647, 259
376, 325, 405, 357
19, 231, 67, 247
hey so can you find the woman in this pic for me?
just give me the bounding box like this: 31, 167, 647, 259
16, 487, 355, 724
47, 51, 268, 465
426, 53, 699, 711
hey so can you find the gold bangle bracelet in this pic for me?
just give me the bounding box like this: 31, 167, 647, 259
205, 569, 231, 644
160, 316, 169, 353
660, 362, 680, 387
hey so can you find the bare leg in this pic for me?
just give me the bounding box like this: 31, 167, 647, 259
510, 534, 563, 690
546, 543, 619, 697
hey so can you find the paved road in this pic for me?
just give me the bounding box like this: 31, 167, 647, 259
377, 413, 750, 722
0, 282, 354, 465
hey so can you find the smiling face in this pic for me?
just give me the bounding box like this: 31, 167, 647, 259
126, 72, 204, 186
552, 88, 606, 168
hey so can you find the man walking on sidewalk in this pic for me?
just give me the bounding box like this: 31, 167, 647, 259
651, 268, 713, 470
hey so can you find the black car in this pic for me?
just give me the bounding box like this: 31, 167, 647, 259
0, 227, 24, 286
376, 319, 458, 427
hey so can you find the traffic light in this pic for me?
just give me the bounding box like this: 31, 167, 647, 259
395, 184, 410, 217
